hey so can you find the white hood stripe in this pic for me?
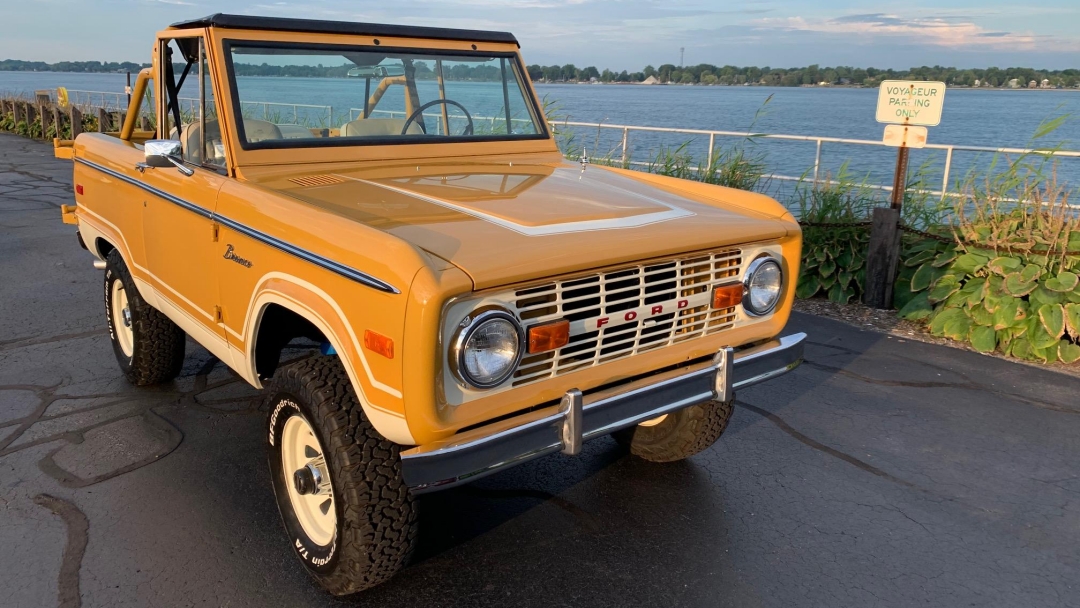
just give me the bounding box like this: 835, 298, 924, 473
332, 173, 695, 237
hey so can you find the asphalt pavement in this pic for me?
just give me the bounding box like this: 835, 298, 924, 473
2, 132, 1079, 608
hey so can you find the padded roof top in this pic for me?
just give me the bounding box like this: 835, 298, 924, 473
169, 13, 519, 46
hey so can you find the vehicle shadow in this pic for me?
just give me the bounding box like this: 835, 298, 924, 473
154, 314, 911, 607
346, 440, 738, 607
335, 315, 875, 606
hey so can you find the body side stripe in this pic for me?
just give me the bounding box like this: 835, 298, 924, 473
74, 157, 400, 294
75, 156, 213, 219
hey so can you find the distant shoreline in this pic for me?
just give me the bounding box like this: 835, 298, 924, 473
2, 70, 1078, 94
533, 81, 1080, 92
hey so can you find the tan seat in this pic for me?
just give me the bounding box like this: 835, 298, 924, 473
239, 119, 284, 143
340, 118, 423, 137
172, 121, 223, 164
177, 119, 283, 162
277, 124, 316, 139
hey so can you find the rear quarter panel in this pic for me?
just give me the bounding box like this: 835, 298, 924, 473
70, 134, 149, 273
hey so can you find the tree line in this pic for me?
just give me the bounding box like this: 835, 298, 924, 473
0, 59, 149, 73
526, 64, 1080, 88
0, 58, 511, 81
4, 58, 1078, 88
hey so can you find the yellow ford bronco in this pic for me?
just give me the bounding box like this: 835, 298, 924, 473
55, 13, 805, 596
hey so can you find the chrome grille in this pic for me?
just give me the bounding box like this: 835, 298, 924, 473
511, 248, 742, 386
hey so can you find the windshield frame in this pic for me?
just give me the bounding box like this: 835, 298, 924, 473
222, 39, 550, 151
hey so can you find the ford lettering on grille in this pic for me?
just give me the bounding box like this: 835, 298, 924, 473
573, 292, 711, 333
510, 248, 742, 387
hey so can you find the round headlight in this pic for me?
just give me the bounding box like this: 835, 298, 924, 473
743, 257, 783, 316
453, 311, 522, 388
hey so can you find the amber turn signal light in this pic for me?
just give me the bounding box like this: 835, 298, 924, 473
363, 329, 394, 359
527, 319, 570, 354
712, 284, 743, 309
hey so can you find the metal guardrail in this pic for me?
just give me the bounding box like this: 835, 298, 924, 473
348, 108, 535, 135
236, 100, 332, 124
52, 89, 1080, 199
552, 120, 1080, 198
65, 89, 129, 110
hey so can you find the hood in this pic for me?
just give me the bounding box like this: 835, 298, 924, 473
261, 162, 794, 289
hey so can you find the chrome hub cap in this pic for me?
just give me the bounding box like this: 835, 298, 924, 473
281, 415, 335, 546
110, 281, 134, 358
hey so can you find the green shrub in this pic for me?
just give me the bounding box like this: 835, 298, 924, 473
645, 141, 767, 191
793, 166, 877, 303
896, 162, 1080, 364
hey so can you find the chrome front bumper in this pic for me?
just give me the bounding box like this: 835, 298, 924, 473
401, 332, 806, 493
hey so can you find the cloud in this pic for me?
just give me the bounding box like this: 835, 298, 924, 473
751, 13, 1080, 52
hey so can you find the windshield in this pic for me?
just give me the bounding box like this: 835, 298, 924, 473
224, 43, 545, 149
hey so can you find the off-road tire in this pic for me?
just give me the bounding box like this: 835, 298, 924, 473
104, 249, 185, 385
613, 399, 734, 463
265, 355, 417, 596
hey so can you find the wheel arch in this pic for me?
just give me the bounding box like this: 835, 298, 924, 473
250, 302, 327, 381
244, 275, 415, 446
94, 236, 117, 259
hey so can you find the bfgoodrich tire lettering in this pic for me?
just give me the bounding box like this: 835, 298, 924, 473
265, 355, 417, 596
614, 399, 734, 463
103, 250, 186, 386
268, 398, 340, 571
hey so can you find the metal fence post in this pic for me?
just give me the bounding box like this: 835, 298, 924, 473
941, 146, 954, 199
621, 127, 629, 167
707, 133, 715, 165
813, 139, 823, 184
889, 145, 910, 209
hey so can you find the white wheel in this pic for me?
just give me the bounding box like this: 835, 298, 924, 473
638, 414, 668, 427
280, 415, 336, 546
103, 250, 186, 385
614, 399, 734, 462
109, 279, 134, 358
266, 357, 417, 595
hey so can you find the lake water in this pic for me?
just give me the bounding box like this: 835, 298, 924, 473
3, 71, 1079, 192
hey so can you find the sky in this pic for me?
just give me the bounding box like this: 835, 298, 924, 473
1, 0, 1078, 70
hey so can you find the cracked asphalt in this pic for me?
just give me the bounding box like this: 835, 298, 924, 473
2, 132, 1079, 607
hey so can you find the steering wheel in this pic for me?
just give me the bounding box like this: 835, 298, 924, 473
401, 99, 474, 136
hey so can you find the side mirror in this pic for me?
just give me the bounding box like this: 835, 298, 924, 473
142, 139, 193, 176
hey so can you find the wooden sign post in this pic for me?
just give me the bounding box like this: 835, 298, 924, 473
70, 106, 83, 138
864, 81, 945, 309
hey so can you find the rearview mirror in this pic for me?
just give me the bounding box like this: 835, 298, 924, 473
143, 140, 193, 176
347, 65, 406, 79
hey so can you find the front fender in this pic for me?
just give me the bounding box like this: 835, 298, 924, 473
242, 273, 415, 445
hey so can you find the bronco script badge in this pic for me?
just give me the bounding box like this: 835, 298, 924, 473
223, 244, 253, 268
